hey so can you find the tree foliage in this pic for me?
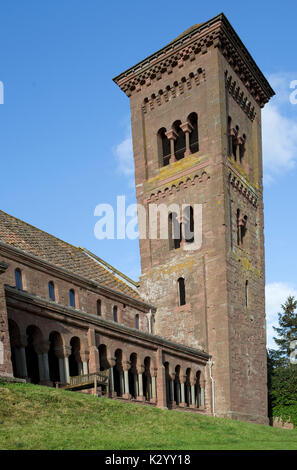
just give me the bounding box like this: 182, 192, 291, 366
268, 296, 297, 424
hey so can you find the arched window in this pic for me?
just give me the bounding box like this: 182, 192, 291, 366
97, 299, 102, 316
69, 289, 75, 308
184, 206, 194, 243
173, 120, 186, 160
233, 125, 239, 160
48, 281, 55, 301
135, 314, 139, 330
113, 306, 118, 323
237, 210, 248, 246
157, 128, 171, 167
168, 212, 182, 250
188, 113, 199, 154
228, 116, 232, 156
150, 315, 155, 335
15, 268, 23, 290
178, 277, 186, 306
239, 134, 246, 162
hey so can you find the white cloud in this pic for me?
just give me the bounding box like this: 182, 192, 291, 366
262, 104, 297, 184
113, 130, 135, 187
262, 73, 297, 185
265, 282, 297, 349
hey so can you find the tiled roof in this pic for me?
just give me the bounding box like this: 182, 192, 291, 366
0, 210, 142, 301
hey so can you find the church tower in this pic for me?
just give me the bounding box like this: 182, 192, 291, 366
114, 13, 274, 423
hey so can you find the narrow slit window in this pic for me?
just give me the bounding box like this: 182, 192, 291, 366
97, 299, 102, 316
245, 280, 249, 307
48, 281, 55, 301
113, 306, 118, 323
135, 314, 139, 330
15, 268, 23, 290
69, 289, 76, 308
178, 277, 186, 306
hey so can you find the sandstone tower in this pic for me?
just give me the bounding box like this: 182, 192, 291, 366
114, 13, 274, 423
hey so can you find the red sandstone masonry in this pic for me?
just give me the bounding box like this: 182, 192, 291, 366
114, 13, 274, 424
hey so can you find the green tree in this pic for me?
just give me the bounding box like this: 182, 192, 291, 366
273, 296, 297, 367
268, 296, 297, 418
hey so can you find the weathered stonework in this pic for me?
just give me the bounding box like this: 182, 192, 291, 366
0, 13, 274, 424
114, 13, 274, 424
0, 214, 209, 414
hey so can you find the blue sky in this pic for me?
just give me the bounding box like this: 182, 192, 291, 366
0, 1, 296, 348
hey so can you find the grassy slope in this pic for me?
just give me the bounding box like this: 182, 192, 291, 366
0, 382, 297, 450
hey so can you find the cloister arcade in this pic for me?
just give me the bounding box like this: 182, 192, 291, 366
8, 316, 206, 411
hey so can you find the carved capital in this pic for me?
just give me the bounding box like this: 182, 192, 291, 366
180, 121, 193, 134
165, 129, 178, 141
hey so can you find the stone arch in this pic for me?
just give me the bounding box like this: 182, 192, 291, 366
98, 343, 111, 371
128, 352, 138, 399
143, 356, 152, 401
172, 120, 186, 160
8, 319, 22, 378
69, 336, 81, 377
25, 325, 43, 384
164, 361, 175, 407
188, 112, 199, 154
157, 127, 170, 167
174, 364, 181, 405
185, 367, 192, 407
113, 348, 124, 397
48, 331, 64, 384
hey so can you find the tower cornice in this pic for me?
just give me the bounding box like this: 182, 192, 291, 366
113, 13, 275, 108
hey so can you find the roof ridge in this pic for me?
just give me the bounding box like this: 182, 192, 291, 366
79, 247, 140, 289
0, 209, 141, 299
0, 209, 79, 252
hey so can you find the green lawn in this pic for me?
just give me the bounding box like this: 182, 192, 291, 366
0, 381, 297, 450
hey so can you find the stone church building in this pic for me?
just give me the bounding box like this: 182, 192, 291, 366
0, 13, 274, 424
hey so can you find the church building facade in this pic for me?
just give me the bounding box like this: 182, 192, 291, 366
0, 13, 274, 424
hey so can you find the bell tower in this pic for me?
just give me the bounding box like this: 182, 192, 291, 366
114, 13, 274, 423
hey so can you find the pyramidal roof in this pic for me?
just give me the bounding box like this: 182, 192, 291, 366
167, 22, 205, 45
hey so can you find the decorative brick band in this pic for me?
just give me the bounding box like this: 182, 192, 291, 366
228, 172, 258, 207
146, 171, 210, 203
142, 68, 206, 113
225, 71, 256, 121
114, 14, 274, 107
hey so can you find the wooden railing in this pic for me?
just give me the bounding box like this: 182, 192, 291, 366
61, 370, 109, 393
69, 371, 109, 387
